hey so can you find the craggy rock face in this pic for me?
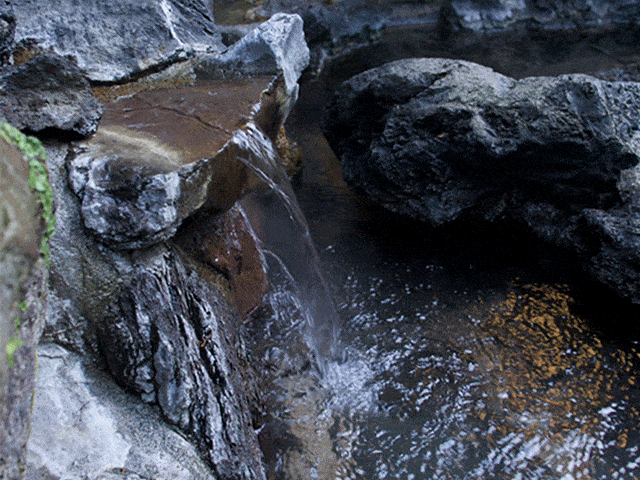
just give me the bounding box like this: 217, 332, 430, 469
0, 54, 103, 137
28, 11, 311, 480
11, 0, 223, 83
440, 0, 640, 35
323, 57, 640, 302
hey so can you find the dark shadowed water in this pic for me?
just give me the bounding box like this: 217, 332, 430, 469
244, 24, 640, 480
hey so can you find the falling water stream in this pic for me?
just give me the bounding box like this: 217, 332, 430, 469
238, 23, 640, 480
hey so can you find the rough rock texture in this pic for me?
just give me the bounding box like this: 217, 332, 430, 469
324, 58, 640, 225
580, 166, 640, 302
43, 134, 267, 480
323, 57, 640, 302
0, 1, 15, 65
254, 0, 388, 76
68, 13, 309, 250
26, 343, 216, 480
197, 13, 310, 99
0, 134, 46, 480
440, 0, 640, 35
11, 0, 224, 83
68, 77, 292, 250
27, 12, 312, 480
0, 54, 102, 137
96, 246, 264, 480
175, 206, 268, 318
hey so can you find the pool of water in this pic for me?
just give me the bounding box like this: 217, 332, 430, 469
244, 24, 640, 480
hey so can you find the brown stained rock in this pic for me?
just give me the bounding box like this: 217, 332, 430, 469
175, 204, 268, 318
99, 78, 272, 162
0, 137, 41, 261
276, 125, 303, 177
69, 76, 290, 250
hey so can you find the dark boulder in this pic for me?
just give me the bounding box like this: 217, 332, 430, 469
0, 54, 102, 137
324, 58, 640, 225
323, 57, 640, 302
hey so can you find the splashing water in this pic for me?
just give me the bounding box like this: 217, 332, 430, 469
235, 122, 341, 362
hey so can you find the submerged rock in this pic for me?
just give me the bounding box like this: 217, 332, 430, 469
323, 57, 640, 302
0, 54, 102, 137
11, 0, 223, 83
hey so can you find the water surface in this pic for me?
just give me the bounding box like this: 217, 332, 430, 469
246, 25, 640, 480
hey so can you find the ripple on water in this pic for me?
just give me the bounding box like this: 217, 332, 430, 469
334, 281, 640, 480
250, 234, 640, 480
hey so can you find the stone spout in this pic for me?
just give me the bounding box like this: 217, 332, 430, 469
70, 75, 295, 250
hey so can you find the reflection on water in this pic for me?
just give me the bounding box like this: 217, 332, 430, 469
336, 277, 640, 480
249, 258, 640, 479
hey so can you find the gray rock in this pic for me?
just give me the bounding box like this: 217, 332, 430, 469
45, 134, 267, 480
324, 58, 640, 225
11, 0, 224, 83
439, 0, 640, 35
253, 0, 388, 77
0, 54, 102, 137
197, 13, 310, 99
323, 57, 640, 302
98, 246, 264, 480
25, 343, 216, 480
0, 1, 14, 65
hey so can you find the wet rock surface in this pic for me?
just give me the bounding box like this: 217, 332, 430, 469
44, 129, 268, 480
68, 78, 274, 250
68, 12, 309, 250
17, 8, 310, 479
0, 54, 102, 137
440, 0, 640, 35
97, 246, 264, 480
0, 2, 314, 478
11, 0, 223, 83
323, 57, 640, 302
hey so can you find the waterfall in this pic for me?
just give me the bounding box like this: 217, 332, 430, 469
233, 122, 341, 363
